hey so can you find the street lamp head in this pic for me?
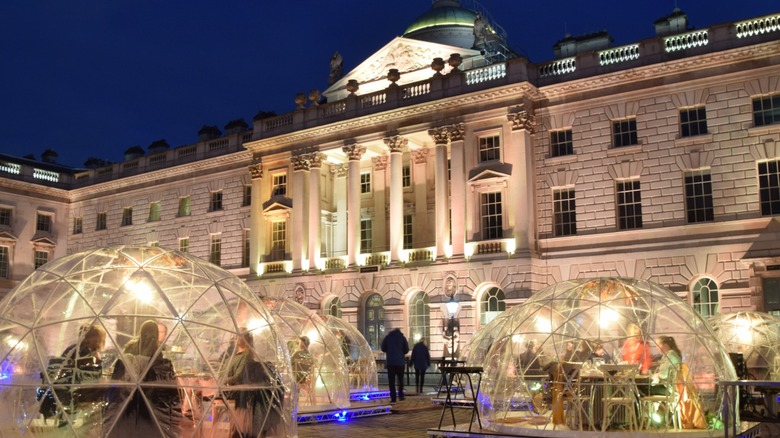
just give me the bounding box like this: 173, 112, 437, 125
445, 296, 460, 318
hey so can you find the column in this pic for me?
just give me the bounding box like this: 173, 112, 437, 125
428, 127, 450, 259
448, 123, 466, 257
411, 149, 428, 246
507, 109, 535, 254
384, 135, 407, 262
372, 156, 388, 258
248, 159, 263, 274
291, 154, 309, 271
308, 152, 323, 269
332, 165, 348, 259
342, 144, 366, 266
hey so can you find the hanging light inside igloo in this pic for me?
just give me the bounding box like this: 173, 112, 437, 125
0, 246, 297, 437
708, 311, 780, 380
465, 277, 736, 436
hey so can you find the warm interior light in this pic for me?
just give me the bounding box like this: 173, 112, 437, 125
445, 298, 460, 318
126, 273, 154, 304
534, 315, 552, 333
599, 306, 620, 327
246, 318, 269, 333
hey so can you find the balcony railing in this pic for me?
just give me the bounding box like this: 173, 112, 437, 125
261, 261, 289, 275
539, 57, 576, 78
598, 44, 640, 66
360, 252, 389, 267
664, 29, 708, 52
405, 247, 435, 263
465, 238, 516, 258
464, 62, 506, 85
324, 257, 346, 270
736, 14, 780, 38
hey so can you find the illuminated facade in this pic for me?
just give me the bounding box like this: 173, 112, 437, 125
2, 1, 780, 358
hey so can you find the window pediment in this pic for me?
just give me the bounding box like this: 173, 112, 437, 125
262, 196, 292, 212
468, 164, 512, 192
263, 201, 291, 222
0, 231, 17, 245
32, 236, 55, 249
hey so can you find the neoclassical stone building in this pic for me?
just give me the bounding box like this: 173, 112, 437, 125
2, 1, 780, 356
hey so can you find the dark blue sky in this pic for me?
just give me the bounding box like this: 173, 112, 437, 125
1, 0, 777, 167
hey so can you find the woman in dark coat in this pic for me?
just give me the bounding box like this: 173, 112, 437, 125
410, 339, 431, 394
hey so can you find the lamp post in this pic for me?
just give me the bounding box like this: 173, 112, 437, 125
445, 296, 460, 363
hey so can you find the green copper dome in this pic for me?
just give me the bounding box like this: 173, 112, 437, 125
403, 6, 476, 36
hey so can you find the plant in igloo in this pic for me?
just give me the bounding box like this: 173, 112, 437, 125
0, 246, 296, 437
465, 278, 736, 436
260, 297, 350, 412
708, 311, 780, 380
323, 315, 378, 394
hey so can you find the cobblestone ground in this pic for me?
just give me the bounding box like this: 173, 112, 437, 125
298, 392, 473, 438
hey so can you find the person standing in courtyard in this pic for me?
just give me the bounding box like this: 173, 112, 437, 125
411, 338, 431, 394
381, 328, 410, 403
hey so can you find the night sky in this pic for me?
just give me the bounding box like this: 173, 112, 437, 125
1, 0, 777, 167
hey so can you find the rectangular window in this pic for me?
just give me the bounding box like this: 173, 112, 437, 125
403, 214, 413, 250
242, 185, 252, 207
617, 179, 643, 230
612, 118, 638, 148
271, 222, 286, 260
402, 165, 411, 188
209, 192, 223, 212
480, 192, 503, 240
553, 188, 577, 236
360, 219, 372, 253
550, 129, 573, 157
360, 172, 371, 194
478, 135, 500, 162
685, 170, 714, 223
96, 212, 107, 231
680, 106, 708, 137
121, 207, 133, 227
209, 234, 221, 266
0, 246, 8, 278
34, 250, 48, 269
73, 217, 83, 234
36, 213, 52, 232
178, 197, 190, 217
0, 208, 11, 227
272, 174, 287, 197
179, 238, 189, 253
242, 229, 250, 267
149, 241, 159, 247
753, 94, 780, 127
148, 202, 161, 222
759, 159, 780, 216
764, 278, 780, 317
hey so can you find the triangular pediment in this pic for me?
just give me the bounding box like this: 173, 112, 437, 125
468, 163, 512, 183
262, 197, 292, 213
324, 37, 482, 102
31, 235, 56, 247
0, 230, 17, 242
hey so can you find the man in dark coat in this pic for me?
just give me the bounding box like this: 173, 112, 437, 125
410, 339, 431, 394
381, 328, 409, 403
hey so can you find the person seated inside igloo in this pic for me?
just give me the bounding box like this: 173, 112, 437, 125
37, 323, 106, 422
220, 330, 285, 438
109, 320, 180, 436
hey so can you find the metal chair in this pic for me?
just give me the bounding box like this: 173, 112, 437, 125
600, 364, 640, 432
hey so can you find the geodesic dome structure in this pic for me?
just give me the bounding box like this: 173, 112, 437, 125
465, 278, 736, 436
323, 315, 378, 393
260, 298, 350, 411
0, 246, 296, 438
709, 311, 780, 380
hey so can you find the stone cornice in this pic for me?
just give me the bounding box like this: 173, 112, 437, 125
247, 83, 539, 151
0, 177, 72, 203
69, 150, 253, 201
541, 41, 780, 100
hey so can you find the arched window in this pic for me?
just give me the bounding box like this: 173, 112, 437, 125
692, 277, 719, 317
480, 287, 506, 326
325, 296, 342, 318
408, 291, 430, 345
364, 293, 384, 350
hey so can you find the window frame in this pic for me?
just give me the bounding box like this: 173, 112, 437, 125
612, 117, 638, 148
550, 129, 573, 157
36, 213, 53, 233
242, 229, 250, 267
758, 159, 780, 217
177, 197, 191, 217
553, 187, 577, 236
209, 191, 224, 212
684, 169, 714, 223
0, 207, 12, 228
403, 214, 413, 250
360, 171, 371, 195
72, 216, 83, 234
272, 173, 287, 197
242, 185, 252, 207
480, 191, 503, 240
753, 94, 780, 127
402, 164, 411, 188
477, 134, 501, 163
616, 179, 643, 230
360, 218, 372, 254
209, 234, 222, 266
692, 277, 719, 318
96, 212, 107, 231
480, 287, 506, 326
120, 207, 133, 227
271, 221, 286, 261
680, 106, 708, 138
33, 249, 49, 269
407, 291, 430, 346
179, 237, 189, 253
148, 201, 161, 222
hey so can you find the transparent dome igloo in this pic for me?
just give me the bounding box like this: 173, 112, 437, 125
323, 315, 378, 394
465, 278, 736, 436
260, 298, 350, 411
0, 246, 296, 438
708, 311, 780, 380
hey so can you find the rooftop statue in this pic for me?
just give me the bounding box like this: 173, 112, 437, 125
328, 51, 344, 86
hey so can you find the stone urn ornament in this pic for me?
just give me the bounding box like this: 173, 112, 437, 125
308, 89, 321, 105
346, 79, 359, 94
448, 53, 463, 72
295, 93, 307, 109
387, 68, 401, 86
431, 57, 445, 75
